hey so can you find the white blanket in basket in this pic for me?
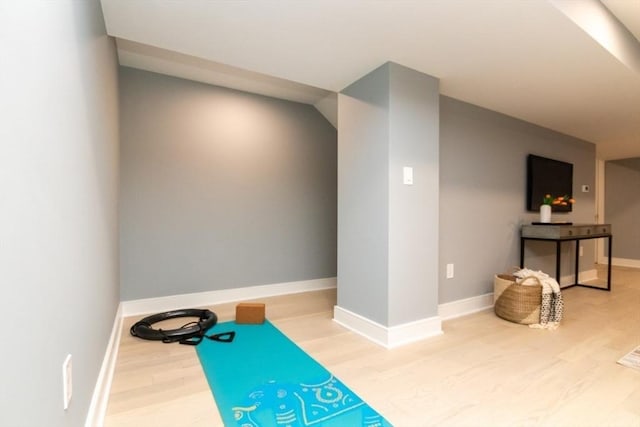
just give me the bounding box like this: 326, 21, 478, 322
514, 268, 563, 329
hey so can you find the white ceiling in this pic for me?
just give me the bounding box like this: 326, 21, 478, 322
101, 0, 640, 160
603, 0, 640, 42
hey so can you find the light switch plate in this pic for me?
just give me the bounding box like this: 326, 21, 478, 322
63, 354, 72, 410
403, 166, 413, 185
446, 263, 454, 279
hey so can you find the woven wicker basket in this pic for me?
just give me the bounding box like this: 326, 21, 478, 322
494, 274, 542, 325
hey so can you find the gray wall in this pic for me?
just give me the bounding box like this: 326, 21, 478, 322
338, 65, 391, 324
119, 68, 337, 300
338, 62, 440, 327
439, 96, 597, 303
0, 1, 120, 426
605, 158, 640, 260
387, 64, 440, 325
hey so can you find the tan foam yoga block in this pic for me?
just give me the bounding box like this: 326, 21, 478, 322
235, 302, 265, 324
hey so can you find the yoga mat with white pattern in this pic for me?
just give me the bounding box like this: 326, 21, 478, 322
196, 320, 391, 427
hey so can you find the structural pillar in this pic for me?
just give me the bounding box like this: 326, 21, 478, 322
334, 62, 441, 347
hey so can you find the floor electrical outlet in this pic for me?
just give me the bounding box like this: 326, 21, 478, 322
62, 354, 72, 410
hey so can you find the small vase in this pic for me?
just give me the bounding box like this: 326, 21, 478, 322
539, 204, 551, 223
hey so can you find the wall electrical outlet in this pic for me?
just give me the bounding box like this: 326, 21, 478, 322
62, 354, 72, 410
580, 245, 584, 257
582, 185, 590, 192
446, 263, 454, 279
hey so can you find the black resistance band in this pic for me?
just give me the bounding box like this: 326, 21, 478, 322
130, 308, 234, 346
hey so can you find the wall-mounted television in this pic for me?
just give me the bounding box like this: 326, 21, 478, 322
526, 154, 573, 212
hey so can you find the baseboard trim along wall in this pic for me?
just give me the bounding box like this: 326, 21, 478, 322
601, 257, 640, 269
88, 277, 336, 427
121, 277, 337, 317
333, 268, 601, 347
438, 292, 494, 320
90, 270, 606, 426
559, 268, 598, 286
333, 306, 443, 349
85, 304, 123, 427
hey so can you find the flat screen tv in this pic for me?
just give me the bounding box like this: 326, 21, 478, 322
527, 154, 573, 212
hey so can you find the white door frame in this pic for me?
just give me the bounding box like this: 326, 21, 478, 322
596, 159, 606, 264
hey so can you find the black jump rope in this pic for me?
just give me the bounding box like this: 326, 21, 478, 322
130, 308, 235, 345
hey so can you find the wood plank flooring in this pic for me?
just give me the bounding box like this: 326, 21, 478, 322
105, 267, 640, 426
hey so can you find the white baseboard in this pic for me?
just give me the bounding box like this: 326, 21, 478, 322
88, 277, 337, 427
578, 268, 598, 283
121, 277, 337, 317
557, 268, 599, 286
551, 268, 600, 287
93, 276, 570, 425
438, 293, 494, 320
333, 292, 497, 348
333, 306, 443, 349
436, 269, 599, 321
600, 257, 640, 269
434, 269, 601, 324
85, 303, 123, 427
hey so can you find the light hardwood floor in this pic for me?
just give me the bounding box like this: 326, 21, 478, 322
105, 267, 640, 426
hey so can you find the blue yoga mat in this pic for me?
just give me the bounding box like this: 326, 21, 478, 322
196, 320, 392, 427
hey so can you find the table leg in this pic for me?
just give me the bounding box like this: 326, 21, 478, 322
574, 239, 580, 286
555, 240, 561, 282
607, 235, 612, 291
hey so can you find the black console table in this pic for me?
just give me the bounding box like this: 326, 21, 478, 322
520, 223, 612, 291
